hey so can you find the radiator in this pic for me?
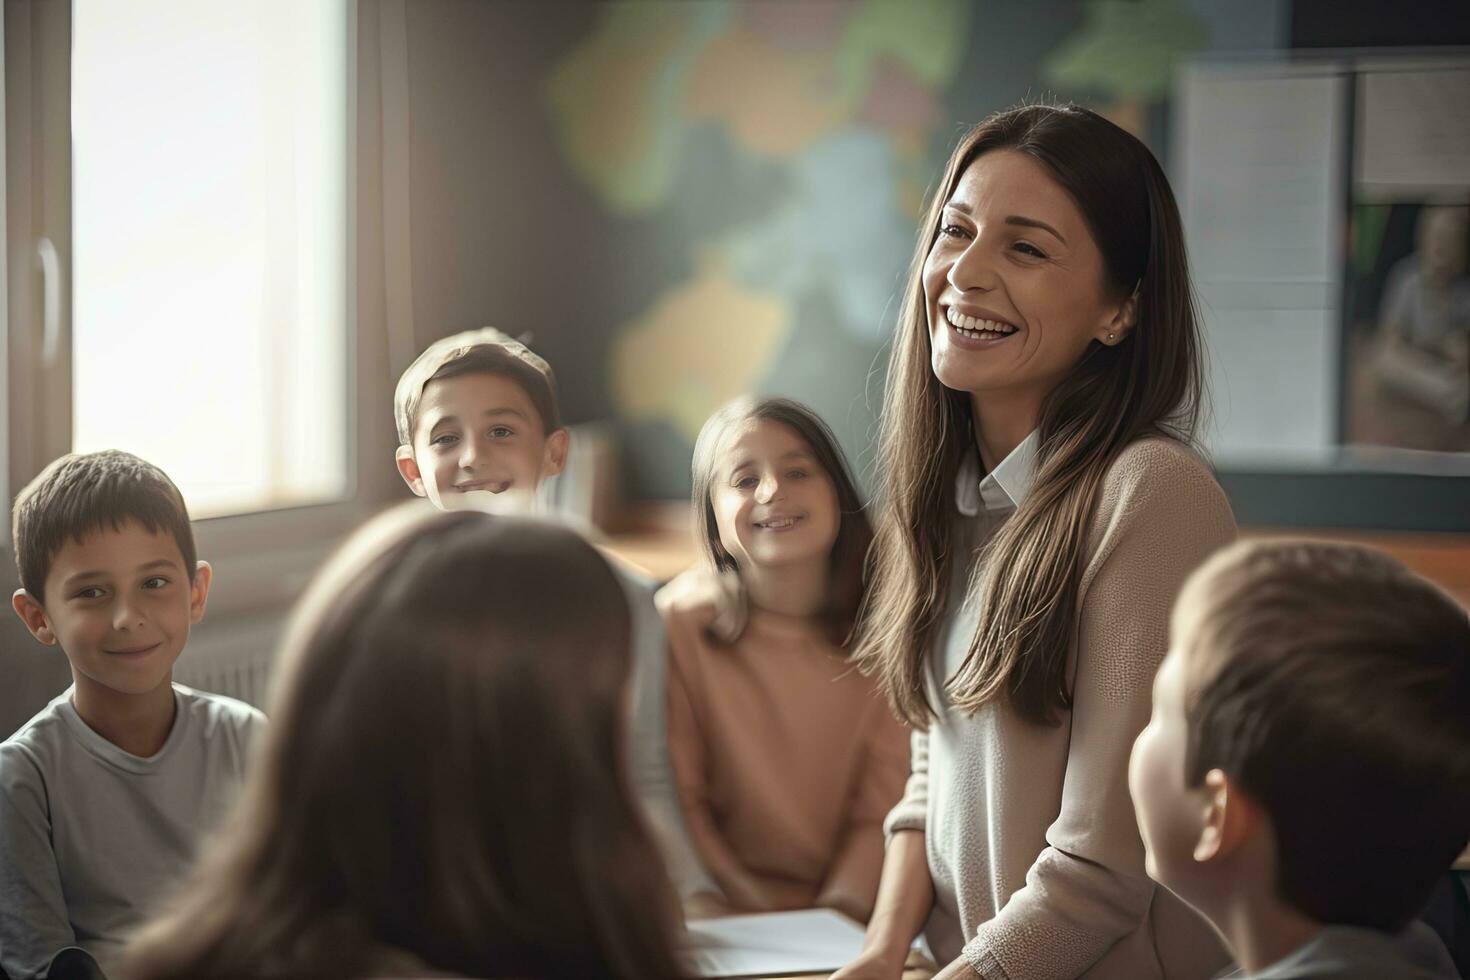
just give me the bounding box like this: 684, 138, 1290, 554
172, 615, 284, 711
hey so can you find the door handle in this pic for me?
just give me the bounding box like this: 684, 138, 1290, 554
36, 236, 62, 367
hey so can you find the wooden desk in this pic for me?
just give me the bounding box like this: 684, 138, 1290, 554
603, 501, 700, 583
604, 525, 698, 583
1239, 527, 1470, 609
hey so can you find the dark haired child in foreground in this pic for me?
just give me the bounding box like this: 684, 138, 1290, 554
1129, 539, 1468, 979
392, 326, 710, 896
661, 397, 908, 922
123, 506, 683, 980
1, 452, 264, 980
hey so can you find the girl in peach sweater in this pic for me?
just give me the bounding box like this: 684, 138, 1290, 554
661, 396, 908, 924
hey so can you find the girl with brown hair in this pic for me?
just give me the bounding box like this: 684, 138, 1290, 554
122, 505, 683, 980
833, 104, 1237, 980
661, 397, 908, 923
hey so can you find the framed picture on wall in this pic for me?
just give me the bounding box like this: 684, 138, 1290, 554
1342, 64, 1470, 472
1343, 200, 1470, 463
1177, 54, 1470, 530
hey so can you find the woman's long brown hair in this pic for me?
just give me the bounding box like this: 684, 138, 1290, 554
123, 505, 683, 980
854, 104, 1204, 727
690, 396, 874, 646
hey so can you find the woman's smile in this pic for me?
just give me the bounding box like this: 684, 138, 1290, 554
943, 304, 1021, 348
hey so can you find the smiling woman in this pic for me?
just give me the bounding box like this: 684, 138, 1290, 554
837, 104, 1238, 980
925, 149, 1138, 435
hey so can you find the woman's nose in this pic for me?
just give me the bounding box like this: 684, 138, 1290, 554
947, 238, 998, 293
756, 474, 782, 504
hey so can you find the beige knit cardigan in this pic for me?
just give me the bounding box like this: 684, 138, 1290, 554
884, 436, 1238, 980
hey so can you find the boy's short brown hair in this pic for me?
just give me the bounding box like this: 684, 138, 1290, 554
393, 327, 560, 446
12, 450, 198, 603
1178, 539, 1470, 932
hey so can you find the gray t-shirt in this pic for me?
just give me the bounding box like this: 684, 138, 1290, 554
1223, 922, 1458, 979
0, 684, 264, 979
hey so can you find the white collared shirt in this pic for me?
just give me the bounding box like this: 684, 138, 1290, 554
954, 429, 1039, 517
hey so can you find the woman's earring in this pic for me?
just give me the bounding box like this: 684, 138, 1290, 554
1107, 332, 1116, 342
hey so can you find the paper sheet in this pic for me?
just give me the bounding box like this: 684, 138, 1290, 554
681, 908, 867, 978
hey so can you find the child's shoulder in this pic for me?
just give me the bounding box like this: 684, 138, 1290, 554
597, 546, 659, 597
603, 552, 658, 612
171, 684, 267, 745
0, 690, 75, 789
1239, 922, 1460, 979
656, 568, 746, 649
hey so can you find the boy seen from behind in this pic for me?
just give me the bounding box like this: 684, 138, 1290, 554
1130, 539, 1469, 979
1, 451, 265, 980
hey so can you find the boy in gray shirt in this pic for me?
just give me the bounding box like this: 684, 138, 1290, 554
1129, 540, 1467, 979
2, 452, 264, 980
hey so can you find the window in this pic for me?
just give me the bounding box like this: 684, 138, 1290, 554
71, 0, 347, 517
4, 0, 403, 626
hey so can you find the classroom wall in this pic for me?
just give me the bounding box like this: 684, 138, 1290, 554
39, 2, 1470, 741
0, 608, 69, 737
395, 0, 1288, 501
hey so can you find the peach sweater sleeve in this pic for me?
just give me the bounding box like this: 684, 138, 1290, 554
664, 613, 772, 908
815, 698, 911, 920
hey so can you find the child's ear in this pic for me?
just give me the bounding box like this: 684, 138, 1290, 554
541, 427, 570, 479
1193, 767, 1256, 864
395, 445, 428, 497
12, 590, 56, 646
188, 561, 213, 625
